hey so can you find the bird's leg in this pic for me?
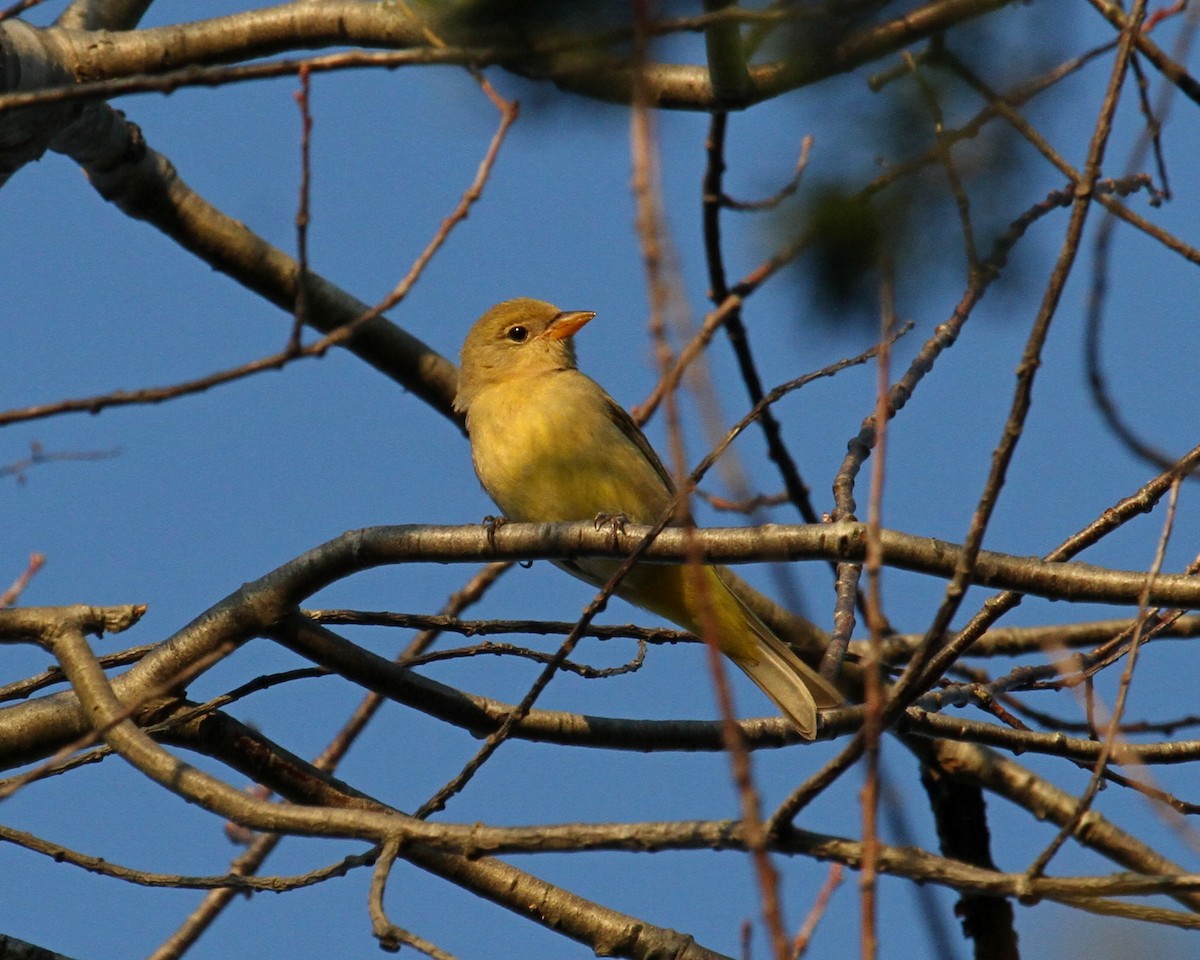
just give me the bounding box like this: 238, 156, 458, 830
482, 514, 509, 550
593, 512, 629, 548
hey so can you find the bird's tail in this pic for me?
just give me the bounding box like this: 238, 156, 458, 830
730, 605, 842, 740
660, 564, 842, 740
560, 558, 841, 739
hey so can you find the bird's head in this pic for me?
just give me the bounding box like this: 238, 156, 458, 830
454, 298, 595, 413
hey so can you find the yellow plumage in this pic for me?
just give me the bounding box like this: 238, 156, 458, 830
455, 298, 840, 738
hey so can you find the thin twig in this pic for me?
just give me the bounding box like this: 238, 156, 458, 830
858, 267, 896, 960
1, 553, 45, 608
1, 55, 516, 432
1084, 7, 1200, 475
790, 863, 843, 959
148, 560, 512, 960
888, 17, 1147, 720
0, 0, 43, 22
289, 65, 313, 354
1025, 475, 1179, 879
0, 441, 120, 479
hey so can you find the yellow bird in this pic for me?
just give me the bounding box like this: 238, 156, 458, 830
454, 298, 841, 738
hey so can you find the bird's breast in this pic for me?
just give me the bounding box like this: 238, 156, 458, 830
466, 372, 670, 524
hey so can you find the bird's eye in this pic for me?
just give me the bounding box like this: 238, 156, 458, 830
506, 325, 529, 343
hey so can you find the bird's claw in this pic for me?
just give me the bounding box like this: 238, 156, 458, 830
593, 512, 629, 546
482, 514, 508, 550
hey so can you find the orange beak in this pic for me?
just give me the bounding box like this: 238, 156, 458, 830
542, 310, 596, 341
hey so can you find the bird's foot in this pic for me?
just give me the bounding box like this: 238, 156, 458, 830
593, 512, 629, 546
482, 514, 508, 550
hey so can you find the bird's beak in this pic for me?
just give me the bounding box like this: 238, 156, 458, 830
542, 310, 596, 341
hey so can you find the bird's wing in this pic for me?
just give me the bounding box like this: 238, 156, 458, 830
599, 393, 675, 493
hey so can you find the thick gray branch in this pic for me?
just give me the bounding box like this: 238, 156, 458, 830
1, 0, 1019, 112
50, 102, 460, 420
0, 519, 1192, 770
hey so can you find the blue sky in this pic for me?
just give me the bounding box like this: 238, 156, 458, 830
4, 3, 1200, 958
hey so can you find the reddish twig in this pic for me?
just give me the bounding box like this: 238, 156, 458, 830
790, 863, 843, 959
289, 65, 314, 354
858, 268, 897, 960
1, 553, 46, 607
0, 0, 43, 22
